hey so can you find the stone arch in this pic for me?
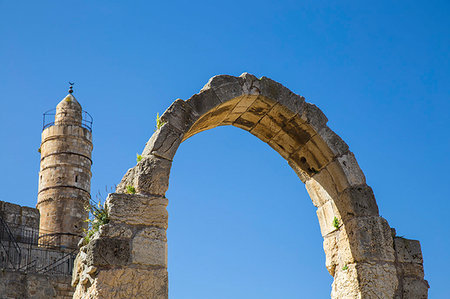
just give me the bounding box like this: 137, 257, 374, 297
73, 74, 428, 298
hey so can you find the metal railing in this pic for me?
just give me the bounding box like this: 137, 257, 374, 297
0, 218, 77, 275
42, 108, 93, 131
0, 217, 21, 270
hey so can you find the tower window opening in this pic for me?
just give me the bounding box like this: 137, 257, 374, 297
75, 175, 78, 182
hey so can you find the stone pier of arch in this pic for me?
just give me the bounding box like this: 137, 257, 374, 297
72, 73, 428, 298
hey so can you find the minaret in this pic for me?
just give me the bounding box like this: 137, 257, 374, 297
37, 84, 93, 249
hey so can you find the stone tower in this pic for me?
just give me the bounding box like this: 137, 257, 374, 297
36, 86, 93, 249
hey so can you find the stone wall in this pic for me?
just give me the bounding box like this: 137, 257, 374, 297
0, 270, 73, 299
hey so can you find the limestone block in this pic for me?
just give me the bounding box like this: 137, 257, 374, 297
402, 276, 429, 298
326, 152, 366, 193
234, 97, 274, 131
93, 268, 168, 299
142, 123, 183, 161
186, 88, 222, 116
300, 103, 328, 132
340, 216, 395, 263
305, 168, 338, 207
202, 74, 244, 103
398, 262, 425, 279
240, 72, 262, 95
287, 159, 310, 183
132, 227, 167, 267
291, 135, 334, 175
316, 200, 341, 236
336, 185, 379, 221
85, 238, 130, 267
249, 109, 283, 143
331, 262, 360, 299
183, 98, 241, 140
117, 155, 172, 196
318, 126, 349, 157
160, 98, 199, 133
98, 223, 134, 239
332, 262, 398, 299
269, 130, 301, 159
107, 193, 168, 228
259, 76, 305, 115
394, 237, 423, 264
323, 232, 339, 276
221, 95, 258, 125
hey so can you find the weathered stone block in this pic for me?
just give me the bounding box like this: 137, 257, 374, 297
259, 76, 305, 115
300, 103, 328, 132
160, 98, 199, 133
394, 237, 423, 264
316, 200, 340, 236
79, 268, 168, 299
305, 168, 338, 207
221, 95, 258, 125
336, 185, 379, 220
107, 193, 168, 228
240, 72, 261, 95
333, 262, 398, 299
142, 123, 183, 161
402, 276, 429, 299
326, 152, 366, 193
318, 126, 349, 157
202, 74, 244, 103
340, 216, 395, 263
269, 130, 301, 159
98, 223, 134, 239
85, 238, 130, 267
117, 155, 172, 196
186, 88, 222, 116
398, 262, 425, 279
132, 227, 167, 267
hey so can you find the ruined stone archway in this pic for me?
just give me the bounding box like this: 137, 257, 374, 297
72, 74, 428, 298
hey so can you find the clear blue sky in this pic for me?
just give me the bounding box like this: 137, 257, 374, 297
1, 1, 449, 298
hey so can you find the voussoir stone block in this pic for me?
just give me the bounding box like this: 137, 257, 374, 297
132, 227, 167, 267
85, 238, 130, 267
300, 103, 328, 132
316, 200, 341, 236
325, 152, 366, 193
336, 185, 379, 221
160, 98, 199, 133
305, 168, 338, 207
186, 87, 222, 116
142, 123, 183, 161
340, 216, 395, 263
117, 155, 172, 196
259, 76, 305, 115
202, 74, 245, 103
107, 193, 168, 228
318, 126, 349, 157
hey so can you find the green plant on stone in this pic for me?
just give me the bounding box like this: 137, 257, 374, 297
333, 216, 340, 229
342, 264, 348, 271
155, 113, 166, 130
126, 185, 136, 194
83, 196, 109, 244
136, 153, 143, 163
38, 147, 41, 153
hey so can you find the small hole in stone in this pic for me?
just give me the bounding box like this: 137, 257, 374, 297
343, 161, 347, 166
75, 175, 78, 182
300, 157, 307, 163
